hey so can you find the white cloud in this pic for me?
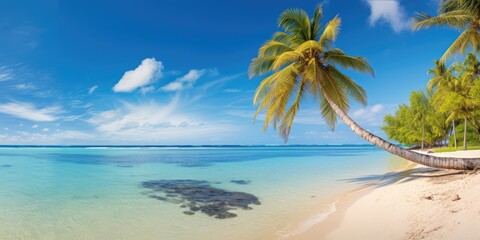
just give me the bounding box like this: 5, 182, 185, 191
161, 69, 206, 92
223, 88, 241, 93
32, 124, 38, 128
0, 66, 14, 81
88, 85, 98, 94
14, 83, 35, 90
113, 58, 163, 92
87, 97, 234, 143
42, 128, 49, 132
0, 130, 94, 144
140, 86, 155, 94
89, 97, 183, 132
365, 0, 411, 32
0, 102, 61, 122
351, 104, 387, 126
226, 108, 325, 126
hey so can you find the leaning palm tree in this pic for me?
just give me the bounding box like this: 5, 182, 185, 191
249, 6, 480, 170
413, 0, 480, 64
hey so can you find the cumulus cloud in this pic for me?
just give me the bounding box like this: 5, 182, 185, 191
113, 58, 163, 92
0, 102, 61, 122
88, 85, 98, 94
365, 0, 411, 32
161, 69, 206, 92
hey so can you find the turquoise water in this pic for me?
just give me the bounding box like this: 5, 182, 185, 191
0, 146, 408, 240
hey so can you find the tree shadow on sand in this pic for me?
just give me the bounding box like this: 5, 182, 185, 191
338, 167, 468, 188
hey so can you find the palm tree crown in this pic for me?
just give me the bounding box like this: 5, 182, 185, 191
249, 5, 373, 141
413, 0, 480, 64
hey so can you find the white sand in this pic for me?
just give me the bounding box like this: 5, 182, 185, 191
293, 150, 480, 240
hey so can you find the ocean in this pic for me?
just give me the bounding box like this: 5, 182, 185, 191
0, 145, 408, 240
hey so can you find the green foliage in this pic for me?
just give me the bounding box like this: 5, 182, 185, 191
382, 91, 449, 147
383, 53, 480, 148
448, 121, 480, 147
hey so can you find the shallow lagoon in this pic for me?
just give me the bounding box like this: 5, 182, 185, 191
0, 146, 407, 240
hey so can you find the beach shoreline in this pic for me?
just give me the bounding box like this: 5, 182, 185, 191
287, 150, 480, 240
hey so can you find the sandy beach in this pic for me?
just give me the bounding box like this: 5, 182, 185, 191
292, 150, 480, 240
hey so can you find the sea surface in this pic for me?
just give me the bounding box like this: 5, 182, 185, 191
0, 145, 409, 240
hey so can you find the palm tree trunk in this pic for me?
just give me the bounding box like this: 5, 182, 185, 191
464, 117, 467, 150
323, 94, 480, 170
421, 117, 425, 150
452, 120, 457, 149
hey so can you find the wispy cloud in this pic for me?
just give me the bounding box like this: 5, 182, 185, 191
87, 97, 234, 143
0, 66, 15, 81
88, 85, 98, 94
140, 86, 155, 94
351, 104, 391, 126
161, 69, 206, 92
365, 0, 411, 32
14, 83, 35, 90
0, 101, 61, 122
88, 97, 183, 132
189, 73, 244, 103
113, 58, 163, 92
226, 108, 325, 125
0, 130, 94, 144
223, 88, 241, 93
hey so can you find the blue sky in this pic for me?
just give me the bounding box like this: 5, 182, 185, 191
0, 0, 462, 145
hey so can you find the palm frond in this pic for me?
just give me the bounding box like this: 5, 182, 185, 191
253, 64, 300, 131
439, 27, 480, 65
295, 40, 323, 54
249, 56, 277, 78
319, 95, 337, 130
278, 8, 312, 42
413, 10, 473, 30
272, 51, 303, 71
317, 65, 349, 129
272, 32, 294, 46
319, 15, 341, 47
311, 4, 323, 41
324, 49, 374, 76
258, 40, 293, 58
326, 65, 367, 106
279, 79, 307, 141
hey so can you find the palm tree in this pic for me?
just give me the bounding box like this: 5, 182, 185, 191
410, 91, 429, 149
427, 61, 458, 149
413, 0, 480, 64
249, 6, 480, 170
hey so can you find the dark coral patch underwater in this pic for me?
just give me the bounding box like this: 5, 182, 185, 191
141, 180, 261, 219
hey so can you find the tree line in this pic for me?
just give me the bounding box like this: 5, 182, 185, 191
382, 53, 480, 149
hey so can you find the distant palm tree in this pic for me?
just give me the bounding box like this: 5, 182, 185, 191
427, 61, 458, 149
413, 0, 480, 64
250, 6, 480, 170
